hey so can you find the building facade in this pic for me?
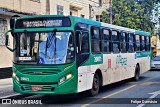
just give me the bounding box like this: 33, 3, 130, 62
0, 0, 109, 75
49, 0, 109, 21
0, 0, 46, 72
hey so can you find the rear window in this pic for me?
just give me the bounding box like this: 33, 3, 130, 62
153, 56, 160, 61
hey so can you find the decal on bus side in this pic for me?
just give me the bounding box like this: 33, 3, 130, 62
116, 55, 127, 66
21, 77, 29, 81
94, 56, 102, 63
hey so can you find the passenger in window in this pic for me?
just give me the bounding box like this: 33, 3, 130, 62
93, 29, 100, 53
103, 41, 109, 52
113, 43, 119, 53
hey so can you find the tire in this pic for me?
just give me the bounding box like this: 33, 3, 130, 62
90, 73, 100, 96
134, 65, 140, 81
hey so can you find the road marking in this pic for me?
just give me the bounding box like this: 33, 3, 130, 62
0, 93, 21, 99
140, 82, 160, 86
81, 85, 136, 107
137, 90, 160, 107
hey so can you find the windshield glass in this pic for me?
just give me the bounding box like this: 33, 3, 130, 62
13, 32, 74, 64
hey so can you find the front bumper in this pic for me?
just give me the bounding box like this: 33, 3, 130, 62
13, 76, 77, 94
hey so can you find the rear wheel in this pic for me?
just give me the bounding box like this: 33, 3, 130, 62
90, 73, 100, 96
134, 65, 140, 81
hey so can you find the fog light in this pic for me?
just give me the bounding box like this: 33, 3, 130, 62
21, 86, 25, 91
66, 73, 72, 79
12, 72, 16, 77
60, 76, 66, 84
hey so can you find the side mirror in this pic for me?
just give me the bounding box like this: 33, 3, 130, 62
5, 29, 16, 52
5, 34, 9, 46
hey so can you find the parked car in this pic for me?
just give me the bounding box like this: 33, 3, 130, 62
152, 55, 160, 69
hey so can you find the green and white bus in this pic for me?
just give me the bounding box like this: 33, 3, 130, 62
6, 15, 151, 96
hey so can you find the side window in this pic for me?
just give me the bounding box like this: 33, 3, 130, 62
91, 27, 101, 53
146, 36, 150, 51
102, 29, 111, 53
128, 33, 134, 52
120, 32, 127, 53
141, 36, 145, 51
112, 30, 120, 53
81, 32, 89, 53
135, 35, 140, 51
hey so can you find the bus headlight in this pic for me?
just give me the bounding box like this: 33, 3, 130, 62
66, 73, 72, 79
59, 73, 73, 84
12, 72, 19, 82
12, 72, 16, 77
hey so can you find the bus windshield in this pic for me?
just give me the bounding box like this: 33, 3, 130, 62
13, 31, 74, 64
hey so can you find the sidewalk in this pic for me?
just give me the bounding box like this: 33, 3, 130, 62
0, 78, 12, 86
0, 78, 18, 99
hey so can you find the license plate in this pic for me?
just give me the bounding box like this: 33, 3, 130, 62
32, 86, 42, 91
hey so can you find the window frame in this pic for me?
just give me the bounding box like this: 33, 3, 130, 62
80, 31, 90, 54
140, 35, 145, 51
145, 36, 151, 51
120, 31, 128, 53
135, 34, 141, 52
91, 26, 102, 54
127, 33, 135, 53
111, 29, 120, 53
101, 28, 112, 54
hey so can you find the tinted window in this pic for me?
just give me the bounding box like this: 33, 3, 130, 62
141, 36, 145, 51
112, 30, 119, 53
102, 29, 111, 53
120, 32, 127, 53
112, 31, 118, 41
81, 32, 89, 53
128, 33, 134, 52
91, 27, 101, 53
146, 36, 150, 51
135, 35, 140, 51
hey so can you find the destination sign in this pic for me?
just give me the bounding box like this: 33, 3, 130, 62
15, 17, 71, 28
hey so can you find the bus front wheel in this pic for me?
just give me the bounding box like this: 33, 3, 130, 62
90, 73, 100, 96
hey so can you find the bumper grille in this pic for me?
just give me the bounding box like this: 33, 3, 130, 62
22, 84, 55, 91
20, 81, 58, 85
19, 67, 61, 75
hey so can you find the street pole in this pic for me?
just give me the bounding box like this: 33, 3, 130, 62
89, 4, 92, 19
109, 0, 112, 24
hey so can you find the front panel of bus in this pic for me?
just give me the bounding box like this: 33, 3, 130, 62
11, 16, 78, 94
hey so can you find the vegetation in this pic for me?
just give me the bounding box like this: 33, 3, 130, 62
102, 0, 157, 34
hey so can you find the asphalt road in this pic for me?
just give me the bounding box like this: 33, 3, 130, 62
1, 71, 160, 107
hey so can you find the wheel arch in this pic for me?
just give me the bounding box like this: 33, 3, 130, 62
95, 69, 103, 86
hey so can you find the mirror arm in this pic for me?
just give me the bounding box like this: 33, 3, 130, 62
5, 29, 16, 52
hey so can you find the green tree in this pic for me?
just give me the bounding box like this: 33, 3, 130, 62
102, 0, 156, 34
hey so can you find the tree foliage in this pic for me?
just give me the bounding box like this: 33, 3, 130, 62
102, 0, 156, 34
